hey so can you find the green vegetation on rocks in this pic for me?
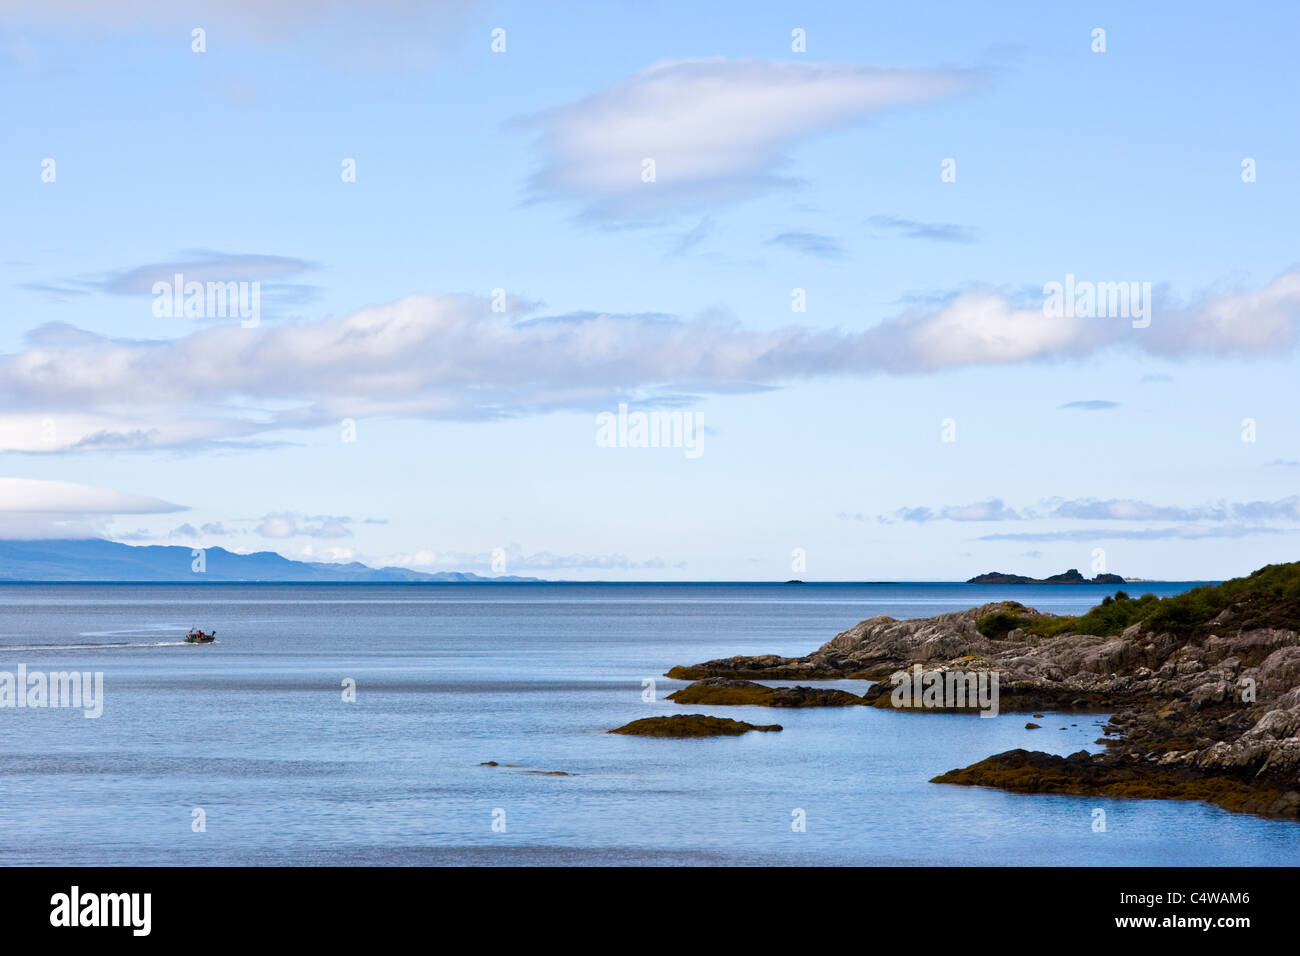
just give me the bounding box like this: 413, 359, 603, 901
975, 562, 1300, 639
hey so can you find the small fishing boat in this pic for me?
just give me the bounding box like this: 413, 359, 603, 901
185, 629, 216, 644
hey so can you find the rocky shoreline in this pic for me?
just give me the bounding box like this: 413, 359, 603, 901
660, 564, 1300, 818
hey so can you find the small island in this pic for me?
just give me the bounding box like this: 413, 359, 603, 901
967, 568, 1125, 585
608, 714, 782, 737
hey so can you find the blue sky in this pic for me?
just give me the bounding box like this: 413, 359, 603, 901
1, 0, 1298, 580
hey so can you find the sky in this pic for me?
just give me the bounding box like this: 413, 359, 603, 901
1, 0, 1298, 581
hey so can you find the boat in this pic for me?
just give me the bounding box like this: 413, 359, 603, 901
185, 629, 216, 644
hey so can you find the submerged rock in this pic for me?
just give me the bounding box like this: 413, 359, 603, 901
608, 714, 782, 737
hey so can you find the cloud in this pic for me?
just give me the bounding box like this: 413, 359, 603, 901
1059, 400, 1119, 410
670, 216, 715, 256
169, 521, 230, 539
764, 231, 844, 260
1230, 497, 1300, 521
0, 1, 482, 67
299, 544, 355, 562
0, 477, 182, 515
0, 409, 284, 454
254, 513, 354, 539
23, 251, 320, 312
519, 58, 974, 221
867, 215, 977, 244
0, 477, 185, 539
5, 266, 1300, 453
1047, 498, 1221, 521
980, 526, 1292, 542
1047, 496, 1300, 523
98, 251, 314, 296
883, 495, 1300, 527
893, 498, 1024, 523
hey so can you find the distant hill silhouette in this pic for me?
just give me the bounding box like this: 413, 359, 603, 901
0, 539, 538, 583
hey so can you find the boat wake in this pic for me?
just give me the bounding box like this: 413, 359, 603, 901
0, 639, 216, 651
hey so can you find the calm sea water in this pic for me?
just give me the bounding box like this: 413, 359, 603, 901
0, 581, 1296, 866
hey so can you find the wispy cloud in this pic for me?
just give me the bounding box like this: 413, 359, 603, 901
519, 58, 975, 221
1059, 400, 1119, 410
867, 215, 977, 244
881, 495, 1300, 526
22, 250, 321, 312
670, 216, 715, 256
764, 231, 844, 259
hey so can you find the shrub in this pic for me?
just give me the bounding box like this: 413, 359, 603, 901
977, 610, 1031, 638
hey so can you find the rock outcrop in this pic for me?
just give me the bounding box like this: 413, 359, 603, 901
666, 677, 865, 707
665, 564, 1300, 817
608, 714, 783, 737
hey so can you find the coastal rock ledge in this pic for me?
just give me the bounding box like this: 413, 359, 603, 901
665, 563, 1300, 818
667, 677, 866, 707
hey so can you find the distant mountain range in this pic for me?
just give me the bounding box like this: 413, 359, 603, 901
967, 569, 1126, 585
0, 539, 540, 583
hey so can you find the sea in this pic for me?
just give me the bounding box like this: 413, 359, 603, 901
0, 581, 1296, 866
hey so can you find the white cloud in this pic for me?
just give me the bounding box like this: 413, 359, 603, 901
0, 477, 183, 514
1155, 269, 1300, 355
0, 477, 185, 538
255, 513, 353, 539
521, 58, 974, 220
4, 267, 1300, 453
299, 544, 355, 562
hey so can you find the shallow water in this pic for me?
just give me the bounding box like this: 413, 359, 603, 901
0, 581, 1295, 866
